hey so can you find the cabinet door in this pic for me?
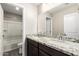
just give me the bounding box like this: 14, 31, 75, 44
39, 50, 49, 56
27, 38, 38, 56
28, 43, 38, 56
31, 45, 38, 56
28, 44, 33, 56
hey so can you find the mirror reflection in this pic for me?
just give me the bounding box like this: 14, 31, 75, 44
37, 3, 79, 43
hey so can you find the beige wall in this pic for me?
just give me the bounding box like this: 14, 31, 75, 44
37, 4, 53, 34
52, 5, 79, 35
23, 4, 38, 35
38, 12, 51, 33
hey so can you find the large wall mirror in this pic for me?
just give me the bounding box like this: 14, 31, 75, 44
38, 3, 79, 42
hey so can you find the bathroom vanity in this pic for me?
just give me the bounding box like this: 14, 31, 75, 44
27, 38, 69, 56
25, 35, 79, 56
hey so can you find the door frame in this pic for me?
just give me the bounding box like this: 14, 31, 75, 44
2, 3, 24, 56
45, 16, 52, 36
0, 4, 3, 56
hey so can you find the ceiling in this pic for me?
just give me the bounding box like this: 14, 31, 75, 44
33, 3, 41, 6
1, 3, 22, 15
46, 3, 79, 15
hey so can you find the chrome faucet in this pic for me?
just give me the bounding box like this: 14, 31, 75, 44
57, 33, 67, 40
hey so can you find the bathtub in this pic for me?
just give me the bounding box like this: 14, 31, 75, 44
3, 36, 22, 52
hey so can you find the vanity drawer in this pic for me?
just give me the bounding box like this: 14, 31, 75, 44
39, 43, 69, 56
27, 38, 38, 47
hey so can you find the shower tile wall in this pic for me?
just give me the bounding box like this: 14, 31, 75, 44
4, 11, 22, 22
3, 11, 22, 52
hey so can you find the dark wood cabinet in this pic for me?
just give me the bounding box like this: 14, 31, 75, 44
28, 43, 38, 56
39, 50, 49, 56
27, 38, 38, 56
26, 38, 70, 56
39, 42, 69, 56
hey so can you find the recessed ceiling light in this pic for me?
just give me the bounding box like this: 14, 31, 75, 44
16, 7, 19, 10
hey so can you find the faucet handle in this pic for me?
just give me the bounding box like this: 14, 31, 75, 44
63, 33, 67, 36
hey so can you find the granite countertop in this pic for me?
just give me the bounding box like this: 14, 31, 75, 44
26, 35, 79, 56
